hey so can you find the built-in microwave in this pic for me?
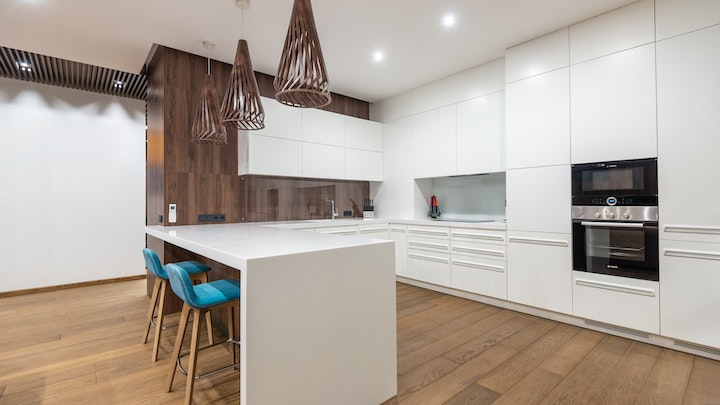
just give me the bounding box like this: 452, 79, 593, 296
571, 158, 657, 206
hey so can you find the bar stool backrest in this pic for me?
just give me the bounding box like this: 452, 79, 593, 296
143, 248, 168, 279
166, 263, 199, 307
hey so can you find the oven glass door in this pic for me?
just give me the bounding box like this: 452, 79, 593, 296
572, 221, 659, 281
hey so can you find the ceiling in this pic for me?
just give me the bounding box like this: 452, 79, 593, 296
0, 0, 637, 103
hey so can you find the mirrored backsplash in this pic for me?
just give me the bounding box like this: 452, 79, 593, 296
428, 173, 506, 221
242, 175, 369, 222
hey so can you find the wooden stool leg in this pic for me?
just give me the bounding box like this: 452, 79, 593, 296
166, 304, 191, 393
184, 309, 203, 405
151, 280, 168, 362
142, 276, 162, 344
205, 310, 214, 346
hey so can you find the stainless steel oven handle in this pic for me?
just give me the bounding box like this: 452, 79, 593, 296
580, 221, 645, 228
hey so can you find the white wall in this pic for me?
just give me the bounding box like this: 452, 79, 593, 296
0, 77, 146, 292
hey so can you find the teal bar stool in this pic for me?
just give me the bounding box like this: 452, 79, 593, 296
164, 263, 240, 405
142, 248, 214, 362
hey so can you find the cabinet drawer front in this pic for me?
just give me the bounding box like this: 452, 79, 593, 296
451, 229, 506, 244
451, 255, 507, 299
316, 226, 358, 235
508, 236, 569, 247
408, 239, 450, 252
408, 226, 450, 239
451, 240, 506, 259
407, 250, 451, 286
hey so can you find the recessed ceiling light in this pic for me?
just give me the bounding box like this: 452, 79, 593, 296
373, 51, 384, 62
113, 80, 124, 89
443, 14, 456, 28
16, 61, 32, 72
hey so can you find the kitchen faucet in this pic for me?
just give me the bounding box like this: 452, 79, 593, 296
328, 198, 338, 220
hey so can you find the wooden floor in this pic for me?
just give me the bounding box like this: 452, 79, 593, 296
1, 280, 719, 404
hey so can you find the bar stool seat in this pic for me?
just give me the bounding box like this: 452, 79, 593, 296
165, 263, 240, 405
142, 248, 213, 362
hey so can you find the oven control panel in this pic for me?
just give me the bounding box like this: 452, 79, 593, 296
571, 206, 658, 222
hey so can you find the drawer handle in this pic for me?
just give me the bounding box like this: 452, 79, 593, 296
508, 236, 568, 247
451, 232, 505, 242
408, 229, 449, 237
359, 227, 388, 233
451, 260, 504, 272
451, 246, 505, 257
390, 228, 407, 233
408, 241, 449, 250
409, 253, 449, 264
664, 248, 720, 261
664, 224, 720, 235
575, 278, 655, 297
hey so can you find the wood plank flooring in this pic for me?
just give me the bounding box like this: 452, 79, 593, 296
1, 280, 719, 404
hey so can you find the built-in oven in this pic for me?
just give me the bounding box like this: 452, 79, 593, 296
571, 158, 659, 281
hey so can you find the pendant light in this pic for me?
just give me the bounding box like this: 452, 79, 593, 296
191, 59, 228, 144
274, 0, 332, 108
221, 39, 265, 130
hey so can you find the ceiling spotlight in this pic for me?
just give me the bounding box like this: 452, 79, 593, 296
373, 51, 384, 62
113, 80, 124, 89
16, 61, 32, 72
443, 14, 456, 28
235, 0, 250, 9
202, 40, 216, 50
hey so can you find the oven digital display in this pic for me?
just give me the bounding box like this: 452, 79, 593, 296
582, 167, 641, 191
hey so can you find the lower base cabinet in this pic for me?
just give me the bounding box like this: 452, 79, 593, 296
507, 231, 572, 314
451, 254, 506, 299
660, 240, 720, 348
572, 271, 659, 334
389, 224, 408, 277
407, 250, 451, 286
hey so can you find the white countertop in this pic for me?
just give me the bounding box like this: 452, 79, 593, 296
145, 222, 392, 270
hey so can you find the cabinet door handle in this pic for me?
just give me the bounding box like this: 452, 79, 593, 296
408, 229, 449, 237
580, 221, 644, 228
451, 232, 505, 242
451, 260, 504, 273
508, 237, 568, 247
664, 248, 720, 261
408, 241, 449, 250
325, 230, 357, 235
408, 253, 449, 264
575, 278, 656, 297
390, 228, 407, 233
664, 224, 720, 235
451, 246, 505, 257
359, 227, 388, 233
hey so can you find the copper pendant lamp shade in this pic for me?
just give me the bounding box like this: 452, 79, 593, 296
191, 73, 228, 144
222, 39, 265, 130
274, 0, 332, 108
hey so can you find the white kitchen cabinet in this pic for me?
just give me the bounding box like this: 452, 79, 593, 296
506, 165, 571, 234
358, 223, 389, 240
345, 149, 382, 181
660, 240, 720, 348
570, 44, 657, 164
315, 225, 358, 235
569, 0, 655, 65
505, 68, 570, 169
254, 96, 302, 140
505, 28, 569, 83
238, 133, 302, 177
507, 231, 572, 314
657, 25, 720, 240
345, 117, 383, 152
406, 226, 451, 287
656, 0, 720, 41
450, 227, 507, 299
456, 92, 505, 175
389, 224, 408, 277
573, 271, 659, 334
383, 118, 414, 180
302, 108, 344, 146
302, 143, 344, 179
413, 105, 457, 178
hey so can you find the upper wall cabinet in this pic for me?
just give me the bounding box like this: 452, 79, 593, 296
505, 68, 570, 169
302, 108, 345, 146
254, 96, 302, 141
239, 133, 302, 177
384, 118, 414, 180
505, 28, 569, 83
570, 44, 657, 164
569, 0, 655, 64
345, 116, 383, 152
656, 0, 720, 41
456, 92, 505, 175
414, 105, 457, 179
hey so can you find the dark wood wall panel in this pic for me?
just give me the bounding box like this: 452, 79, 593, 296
146, 49, 165, 226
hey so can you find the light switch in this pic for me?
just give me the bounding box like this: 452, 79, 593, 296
169, 204, 177, 223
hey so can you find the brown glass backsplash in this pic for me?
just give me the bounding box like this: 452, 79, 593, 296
241, 175, 369, 222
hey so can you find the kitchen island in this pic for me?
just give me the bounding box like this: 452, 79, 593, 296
145, 223, 397, 405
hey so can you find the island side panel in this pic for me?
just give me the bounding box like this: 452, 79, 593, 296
242, 241, 397, 405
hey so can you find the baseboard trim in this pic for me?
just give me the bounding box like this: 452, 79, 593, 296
0, 275, 147, 298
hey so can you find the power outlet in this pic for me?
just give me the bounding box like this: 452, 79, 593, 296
168, 204, 177, 223
343, 210, 352, 217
